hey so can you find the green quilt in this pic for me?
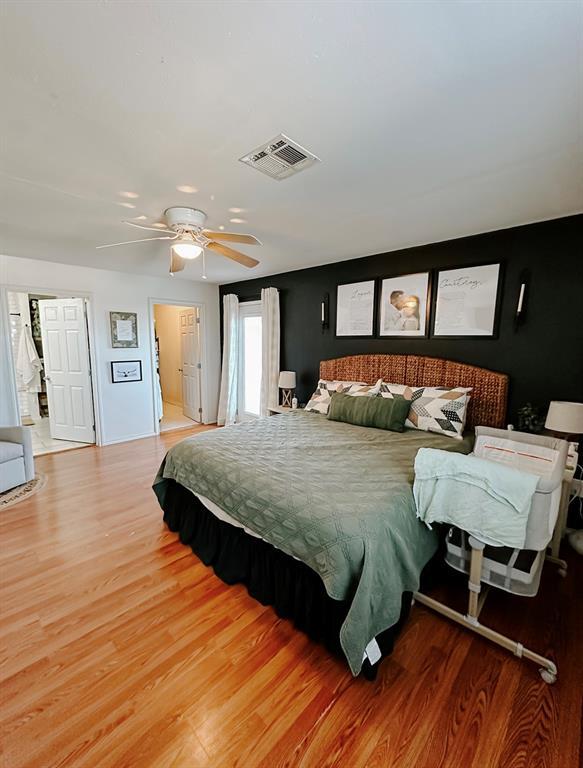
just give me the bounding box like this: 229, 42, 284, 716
153, 411, 472, 675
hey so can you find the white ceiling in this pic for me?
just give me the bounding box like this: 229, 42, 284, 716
1, 1, 581, 284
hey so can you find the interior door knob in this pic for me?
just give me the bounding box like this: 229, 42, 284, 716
45, 375, 52, 382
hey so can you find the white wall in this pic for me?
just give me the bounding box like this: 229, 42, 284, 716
0, 254, 220, 444
154, 303, 188, 407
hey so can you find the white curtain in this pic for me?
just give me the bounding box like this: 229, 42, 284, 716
260, 287, 280, 417
217, 294, 239, 426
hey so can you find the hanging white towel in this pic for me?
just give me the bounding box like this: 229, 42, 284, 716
155, 370, 164, 421
16, 325, 43, 392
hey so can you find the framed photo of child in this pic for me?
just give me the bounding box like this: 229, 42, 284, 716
378, 272, 431, 337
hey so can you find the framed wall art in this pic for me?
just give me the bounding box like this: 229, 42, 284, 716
111, 360, 142, 383
335, 280, 375, 337
433, 263, 503, 338
378, 271, 431, 337
110, 311, 138, 348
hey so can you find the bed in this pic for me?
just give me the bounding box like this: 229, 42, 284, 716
154, 354, 508, 678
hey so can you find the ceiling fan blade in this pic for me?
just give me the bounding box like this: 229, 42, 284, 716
206, 241, 259, 268
96, 235, 177, 249
202, 230, 262, 246
123, 220, 173, 233
170, 251, 185, 274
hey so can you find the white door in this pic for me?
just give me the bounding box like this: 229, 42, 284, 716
38, 298, 95, 443
180, 308, 201, 422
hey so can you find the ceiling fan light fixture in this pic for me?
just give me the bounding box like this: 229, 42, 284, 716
172, 242, 203, 260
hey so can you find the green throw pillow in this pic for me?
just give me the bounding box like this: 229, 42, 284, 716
327, 392, 410, 432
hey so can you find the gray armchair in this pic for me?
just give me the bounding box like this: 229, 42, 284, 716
0, 427, 35, 493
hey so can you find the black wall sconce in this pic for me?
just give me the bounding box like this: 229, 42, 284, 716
321, 293, 329, 332
514, 269, 530, 330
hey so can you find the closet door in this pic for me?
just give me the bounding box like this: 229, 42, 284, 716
38, 298, 95, 443
180, 308, 201, 422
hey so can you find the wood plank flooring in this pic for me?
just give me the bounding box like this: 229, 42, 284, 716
1, 427, 581, 768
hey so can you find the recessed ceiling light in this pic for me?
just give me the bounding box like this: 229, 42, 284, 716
119, 191, 139, 199
176, 185, 198, 194
218, 225, 225, 230
229, 217, 246, 224
210, 194, 215, 201
133, 215, 147, 220
228, 207, 245, 214
152, 222, 167, 228
118, 202, 136, 209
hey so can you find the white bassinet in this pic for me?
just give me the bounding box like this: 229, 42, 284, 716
414, 427, 568, 683
445, 427, 567, 597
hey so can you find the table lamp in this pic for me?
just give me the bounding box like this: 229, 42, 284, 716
545, 401, 583, 441
278, 371, 296, 407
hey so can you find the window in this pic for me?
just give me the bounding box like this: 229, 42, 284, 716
238, 302, 262, 420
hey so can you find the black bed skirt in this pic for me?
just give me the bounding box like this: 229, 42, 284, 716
158, 479, 413, 679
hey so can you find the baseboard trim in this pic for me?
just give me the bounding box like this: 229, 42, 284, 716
100, 431, 157, 447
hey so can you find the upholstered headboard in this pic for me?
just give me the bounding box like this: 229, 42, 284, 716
319, 354, 508, 429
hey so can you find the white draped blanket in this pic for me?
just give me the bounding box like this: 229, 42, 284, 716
413, 447, 539, 548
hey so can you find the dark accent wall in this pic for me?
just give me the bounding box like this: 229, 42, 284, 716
221, 215, 583, 421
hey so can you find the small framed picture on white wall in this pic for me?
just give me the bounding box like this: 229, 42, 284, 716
110, 311, 138, 348
111, 360, 142, 383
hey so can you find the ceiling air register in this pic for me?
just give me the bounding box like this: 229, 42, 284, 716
239, 134, 321, 180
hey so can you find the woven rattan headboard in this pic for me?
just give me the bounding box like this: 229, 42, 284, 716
319, 354, 508, 429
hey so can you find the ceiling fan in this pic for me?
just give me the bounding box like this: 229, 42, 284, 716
96, 207, 261, 277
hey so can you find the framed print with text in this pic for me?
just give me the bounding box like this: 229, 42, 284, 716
335, 280, 375, 337
110, 311, 138, 348
433, 263, 502, 338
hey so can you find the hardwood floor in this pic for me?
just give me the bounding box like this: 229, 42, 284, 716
1, 427, 581, 768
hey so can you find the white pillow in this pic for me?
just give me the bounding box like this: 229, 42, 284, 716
379, 381, 472, 439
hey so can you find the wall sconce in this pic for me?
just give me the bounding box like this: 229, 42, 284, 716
321, 293, 329, 332
514, 269, 530, 330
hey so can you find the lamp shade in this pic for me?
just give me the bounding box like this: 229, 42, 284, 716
172, 242, 202, 260
545, 401, 583, 434
278, 371, 296, 389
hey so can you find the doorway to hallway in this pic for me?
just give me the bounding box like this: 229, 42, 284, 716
153, 303, 202, 433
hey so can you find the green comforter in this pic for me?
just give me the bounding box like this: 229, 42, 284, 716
153, 410, 472, 675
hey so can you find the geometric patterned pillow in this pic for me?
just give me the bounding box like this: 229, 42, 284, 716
305, 379, 368, 414
379, 382, 472, 439
345, 378, 382, 397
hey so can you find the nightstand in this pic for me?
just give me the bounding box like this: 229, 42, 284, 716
268, 405, 298, 415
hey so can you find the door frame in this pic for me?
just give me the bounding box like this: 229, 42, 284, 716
1, 283, 103, 446
148, 297, 209, 435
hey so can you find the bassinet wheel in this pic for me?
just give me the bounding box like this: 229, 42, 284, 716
539, 667, 557, 684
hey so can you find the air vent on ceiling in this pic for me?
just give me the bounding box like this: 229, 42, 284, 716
239, 134, 320, 180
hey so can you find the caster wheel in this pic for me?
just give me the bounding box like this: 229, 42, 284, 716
558, 568, 567, 578
539, 668, 557, 684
